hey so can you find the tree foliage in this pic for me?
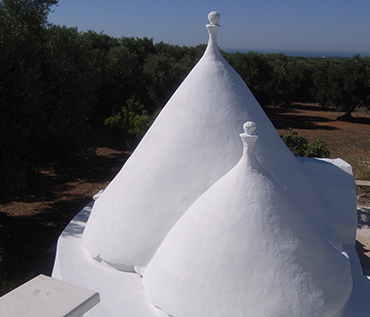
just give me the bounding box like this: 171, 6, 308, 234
1, 0, 58, 29
0, 0, 59, 194
1, 0, 369, 197
104, 97, 150, 147
225, 51, 274, 106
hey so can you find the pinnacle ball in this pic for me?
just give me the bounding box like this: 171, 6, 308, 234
243, 121, 257, 135
208, 11, 220, 25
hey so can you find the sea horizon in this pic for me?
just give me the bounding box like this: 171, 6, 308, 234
223, 48, 370, 58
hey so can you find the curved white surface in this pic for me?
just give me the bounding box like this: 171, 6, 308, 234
52, 202, 163, 317
82, 14, 342, 270
143, 127, 352, 317
52, 163, 370, 317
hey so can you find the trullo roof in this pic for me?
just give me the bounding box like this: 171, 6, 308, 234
142, 122, 352, 317
82, 11, 342, 271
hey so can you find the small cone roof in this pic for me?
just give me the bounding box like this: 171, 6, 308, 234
143, 122, 352, 317
82, 12, 342, 270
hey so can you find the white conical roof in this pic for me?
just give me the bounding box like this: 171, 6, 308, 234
82, 12, 342, 270
143, 122, 352, 317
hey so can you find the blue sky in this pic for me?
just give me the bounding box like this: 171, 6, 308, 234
48, 0, 370, 56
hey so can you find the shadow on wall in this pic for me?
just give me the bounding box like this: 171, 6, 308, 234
62, 202, 93, 238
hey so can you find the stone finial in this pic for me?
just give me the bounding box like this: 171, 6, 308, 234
208, 11, 220, 26
205, 11, 221, 58
243, 121, 257, 135
240, 122, 258, 156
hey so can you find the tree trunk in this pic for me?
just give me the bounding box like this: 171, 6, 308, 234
336, 105, 357, 122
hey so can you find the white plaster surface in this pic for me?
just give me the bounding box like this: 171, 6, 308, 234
298, 157, 358, 246
142, 125, 353, 317
82, 12, 342, 270
52, 202, 163, 317
52, 172, 370, 316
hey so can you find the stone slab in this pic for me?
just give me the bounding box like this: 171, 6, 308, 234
0, 274, 100, 317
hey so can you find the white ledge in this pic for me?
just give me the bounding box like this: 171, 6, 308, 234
0, 274, 100, 317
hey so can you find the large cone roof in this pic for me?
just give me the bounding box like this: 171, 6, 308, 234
82, 16, 342, 270
143, 124, 352, 316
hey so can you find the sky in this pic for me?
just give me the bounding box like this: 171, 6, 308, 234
48, 0, 370, 57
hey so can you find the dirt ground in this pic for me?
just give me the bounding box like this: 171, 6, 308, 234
0, 142, 131, 295
1, 103, 370, 295
266, 103, 370, 179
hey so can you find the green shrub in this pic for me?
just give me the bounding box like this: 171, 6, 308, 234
305, 138, 331, 158
281, 129, 308, 157
104, 97, 150, 146
281, 128, 331, 158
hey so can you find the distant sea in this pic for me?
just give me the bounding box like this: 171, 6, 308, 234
224, 48, 370, 58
